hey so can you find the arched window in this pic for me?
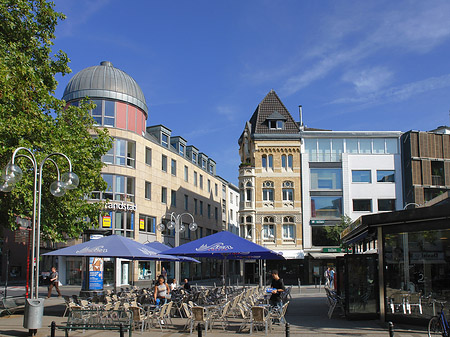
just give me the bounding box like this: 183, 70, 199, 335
282, 216, 295, 240
262, 181, 274, 202
262, 216, 275, 240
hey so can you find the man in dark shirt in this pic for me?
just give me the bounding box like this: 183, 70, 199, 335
269, 270, 285, 308
183, 278, 191, 291
47, 267, 62, 298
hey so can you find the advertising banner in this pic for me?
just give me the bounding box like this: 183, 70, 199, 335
89, 257, 103, 290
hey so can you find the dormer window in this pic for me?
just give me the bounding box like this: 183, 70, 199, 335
179, 144, 185, 156
269, 120, 284, 129
161, 133, 169, 147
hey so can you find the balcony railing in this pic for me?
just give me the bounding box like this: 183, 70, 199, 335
432, 175, 444, 186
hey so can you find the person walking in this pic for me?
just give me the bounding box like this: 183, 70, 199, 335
269, 270, 285, 308
47, 267, 62, 298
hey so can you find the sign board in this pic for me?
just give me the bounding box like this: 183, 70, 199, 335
310, 220, 325, 225
102, 215, 111, 228
323, 247, 342, 253
89, 257, 103, 290
14, 227, 30, 244
139, 219, 145, 230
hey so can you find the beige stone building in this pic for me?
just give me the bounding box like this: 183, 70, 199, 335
238, 90, 303, 284
57, 61, 225, 286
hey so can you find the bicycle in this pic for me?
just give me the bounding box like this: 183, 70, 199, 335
428, 300, 449, 337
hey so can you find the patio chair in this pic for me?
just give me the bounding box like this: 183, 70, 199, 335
182, 302, 193, 331
406, 292, 422, 314
210, 300, 231, 330
237, 303, 252, 332
129, 305, 149, 332
389, 292, 407, 314
271, 301, 289, 325
150, 302, 169, 331
190, 306, 210, 336
250, 306, 271, 335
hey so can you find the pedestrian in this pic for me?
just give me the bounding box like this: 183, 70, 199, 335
47, 266, 62, 298
330, 267, 335, 289
269, 270, 285, 310
183, 278, 191, 291
170, 278, 178, 291
154, 275, 170, 304
324, 267, 331, 288
161, 267, 167, 281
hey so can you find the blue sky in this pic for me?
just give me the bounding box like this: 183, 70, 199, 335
52, 0, 450, 185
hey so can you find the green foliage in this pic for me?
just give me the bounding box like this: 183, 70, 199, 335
324, 214, 353, 247
0, 0, 113, 241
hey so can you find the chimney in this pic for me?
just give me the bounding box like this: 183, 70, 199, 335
299, 105, 304, 130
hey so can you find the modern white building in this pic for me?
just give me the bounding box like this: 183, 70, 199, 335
301, 129, 403, 283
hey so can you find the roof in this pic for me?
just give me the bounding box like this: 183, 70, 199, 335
248, 90, 300, 135
62, 61, 148, 115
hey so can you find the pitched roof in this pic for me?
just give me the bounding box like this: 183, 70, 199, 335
248, 90, 299, 135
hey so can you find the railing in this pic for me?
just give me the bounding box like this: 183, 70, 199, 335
431, 175, 444, 186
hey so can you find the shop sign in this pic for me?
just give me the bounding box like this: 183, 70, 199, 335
310, 220, 325, 225
323, 247, 342, 253
105, 202, 137, 212
102, 215, 111, 228
139, 219, 145, 230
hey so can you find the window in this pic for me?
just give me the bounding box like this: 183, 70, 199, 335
139, 215, 156, 233
288, 155, 293, 169
194, 171, 198, 186
431, 161, 445, 186
171, 190, 176, 207
373, 138, 385, 154
230, 210, 233, 220
215, 207, 218, 221
312, 225, 339, 246
202, 159, 206, 169
346, 139, 358, 153
352, 170, 371, 183
236, 196, 239, 205
90, 99, 115, 127
311, 196, 342, 218
161, 133, 169, 148
262, 154, 273, 170
194, 199, 198, 214
359, 139, 371, 154
269, 120, 284, 129
145, 147, 152, 166
145, 181, 151, 200
230, 192, 233, 204
283, 217, 295, 240
184, 166, 188, 181
262, 188, 274, 201
96, 174, 135, 202
102, 138, 136, 168
377, 170, 395, 182
179, 144, 185, 156
353, 199, 372, 212
263, 216, 275, 240
184, 194, 189, 211
245, 181, 253, 202
282, 188, 294, 201
378, 199, 395, 211
200, 175, 203, 189
282, 155, 287, 169
311, 168, 342, 189
386, 139, 398, 154
215, 184, 218, 196
281, 154, 293, 170
199, 201, 203, 215
207, 204, 211, 218
192, 152, 197, 164
318, 139, 331, 162
113, 211, 134, 238
171, 159, 176, 176
162, 155, 167, 172
161, 187, 167, 203
208, 179, 211, 192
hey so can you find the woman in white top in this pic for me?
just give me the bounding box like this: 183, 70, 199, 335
170, 278, 178, 291
154, 275, 170, 303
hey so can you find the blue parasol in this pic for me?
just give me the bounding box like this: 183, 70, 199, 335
144, 241, 200, 263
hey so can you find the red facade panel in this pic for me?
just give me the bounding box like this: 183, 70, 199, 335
136, 109, 143, 135
128, 106, 136, 132
116, 102, 127, 129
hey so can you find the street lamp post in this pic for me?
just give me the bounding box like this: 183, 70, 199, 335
0, 147, 78, 332
157, 212, 197, 282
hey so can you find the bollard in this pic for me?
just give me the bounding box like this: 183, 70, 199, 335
298, 278, 301, 294
50, 321, 56, 337
197, 323, 203, 337
119, 323, 124, 337
285, 322, 290, 337
388, 321, 394, 337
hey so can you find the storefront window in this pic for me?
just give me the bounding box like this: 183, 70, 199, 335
311, 196, 342, 218
65, 257, 82, 285
384, 229, 450, 318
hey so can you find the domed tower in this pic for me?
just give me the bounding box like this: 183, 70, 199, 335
63, 61, 148, 135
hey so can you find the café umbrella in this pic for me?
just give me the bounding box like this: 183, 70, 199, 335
163, 231, 284, 295
144, 241, 200, 263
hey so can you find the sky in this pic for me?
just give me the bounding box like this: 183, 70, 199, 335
51, 0, 450, 185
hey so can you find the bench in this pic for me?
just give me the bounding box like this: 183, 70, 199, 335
55, 309, 133, 337
325, 288, 345, 319
0, 296, 26, 316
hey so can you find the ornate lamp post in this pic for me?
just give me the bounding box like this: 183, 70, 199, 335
157, 212, 197, 282
0, 147, 78, 333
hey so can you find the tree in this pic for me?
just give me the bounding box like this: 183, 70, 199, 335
0, 0, 112, 241
324, 214, 353, 247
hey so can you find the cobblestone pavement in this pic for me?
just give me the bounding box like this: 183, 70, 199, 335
0, 285, 428, 337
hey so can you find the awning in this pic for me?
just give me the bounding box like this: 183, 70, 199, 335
276, 250, 305, 259
309, 252, 345, 259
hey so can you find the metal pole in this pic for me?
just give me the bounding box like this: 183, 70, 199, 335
119, 323, 124, 337
175, 215, 180, 283
285, 322, 290, 337
4, 249, 9, 298
388, 321, 394, 337
50, 321, 56, 337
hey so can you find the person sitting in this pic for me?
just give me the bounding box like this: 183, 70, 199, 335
183, 278, 191, 291
170, 278, 178, 291
154, 275, 170, 304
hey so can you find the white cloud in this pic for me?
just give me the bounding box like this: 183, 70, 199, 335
331, 73, 450, 106
342, 67, 393, 94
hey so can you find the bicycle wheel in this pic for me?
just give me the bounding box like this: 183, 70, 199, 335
428, 316, 443, 337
